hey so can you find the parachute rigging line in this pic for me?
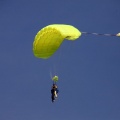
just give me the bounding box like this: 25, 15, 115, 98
82, 32, 120, 37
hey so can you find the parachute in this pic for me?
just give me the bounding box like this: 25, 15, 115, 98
33, 24, 120, 59
33, 24, 120, 84
33, 24, 81, 59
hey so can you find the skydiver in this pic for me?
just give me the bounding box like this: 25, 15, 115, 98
51, 83, 59, 102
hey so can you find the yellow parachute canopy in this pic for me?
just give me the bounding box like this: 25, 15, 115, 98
33, 24, 81, 59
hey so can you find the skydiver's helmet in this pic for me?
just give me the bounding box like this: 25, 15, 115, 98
52, 84, 56, 89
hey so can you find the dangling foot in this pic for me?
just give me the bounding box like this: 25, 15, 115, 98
52, 100, 55, 102
55, 94, 57, 98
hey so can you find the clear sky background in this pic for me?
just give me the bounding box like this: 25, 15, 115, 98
0, 0, 120, 120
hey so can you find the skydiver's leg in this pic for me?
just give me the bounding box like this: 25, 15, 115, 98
54, 91, 57, 98
51, 93, 55, 102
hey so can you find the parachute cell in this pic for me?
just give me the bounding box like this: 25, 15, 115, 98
33, 24, 81, 59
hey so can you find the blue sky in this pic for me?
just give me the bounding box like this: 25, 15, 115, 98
0, 0, 120, 120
